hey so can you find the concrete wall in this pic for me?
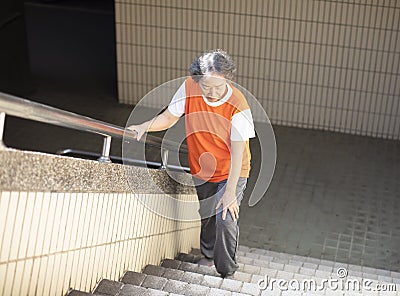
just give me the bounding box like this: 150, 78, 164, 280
0, 149, 199, 295
115, 0, 400, 140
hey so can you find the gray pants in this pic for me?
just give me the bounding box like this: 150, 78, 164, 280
193, 177, 247, 276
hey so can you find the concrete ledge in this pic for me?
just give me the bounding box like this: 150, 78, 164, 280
0, 148, 195, 194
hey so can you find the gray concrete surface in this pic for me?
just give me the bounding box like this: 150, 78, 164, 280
0, 148, 194, 194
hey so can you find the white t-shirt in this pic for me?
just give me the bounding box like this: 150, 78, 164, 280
168, 82, 256, 141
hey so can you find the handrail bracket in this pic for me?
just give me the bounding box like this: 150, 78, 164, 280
98, 136, 112, 163
160, 148, 169, 170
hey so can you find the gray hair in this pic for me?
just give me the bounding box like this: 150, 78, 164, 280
189, 49, 236, 82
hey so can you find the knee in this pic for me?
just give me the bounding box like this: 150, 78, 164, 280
216, 211, 237, 226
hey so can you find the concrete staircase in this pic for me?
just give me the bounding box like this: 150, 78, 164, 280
67, 246, 400, 296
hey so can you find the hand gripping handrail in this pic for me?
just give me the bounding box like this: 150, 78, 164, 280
0, 91, 187, 166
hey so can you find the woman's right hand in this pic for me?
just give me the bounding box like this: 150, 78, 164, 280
127, 123, 148, 141
126, 109, 179, 141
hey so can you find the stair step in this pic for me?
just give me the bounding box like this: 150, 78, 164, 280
93, 279, 123, 295
162, 259, 260, 284
70, 278, 185, 296
162, 260, 268, 295
118, 284, 177, 296
122, 270, 259, 296
162, 262, 257, 287
144, 266, 262, 296
175, 252, 203, 263
164, 256, 321, 283
67, 290, 93, 296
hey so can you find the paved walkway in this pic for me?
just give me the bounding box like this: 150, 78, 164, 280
240, 126, 400, 272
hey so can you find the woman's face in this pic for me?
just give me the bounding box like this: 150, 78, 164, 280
198, 73, 228, 102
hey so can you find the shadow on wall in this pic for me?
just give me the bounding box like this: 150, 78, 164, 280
24, 0, 117, 97
0, 0, 33, 96
1, 0, 117, 97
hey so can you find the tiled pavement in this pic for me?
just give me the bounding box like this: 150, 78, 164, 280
240, 126, 400, 272
68, 246, 400, 296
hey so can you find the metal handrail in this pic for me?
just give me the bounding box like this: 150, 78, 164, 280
0, 91, 187, 165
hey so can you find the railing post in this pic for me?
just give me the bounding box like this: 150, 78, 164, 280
0, 112, 6, 150
161, 148, 168, 170
98, 136, 112, 163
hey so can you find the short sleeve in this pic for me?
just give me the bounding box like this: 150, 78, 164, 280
168, 82, 186, 117
231, 109, 256, 141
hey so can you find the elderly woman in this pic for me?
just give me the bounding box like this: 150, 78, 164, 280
128, 49, 255, 278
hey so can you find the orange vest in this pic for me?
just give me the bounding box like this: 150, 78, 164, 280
184, 77, 251, 182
